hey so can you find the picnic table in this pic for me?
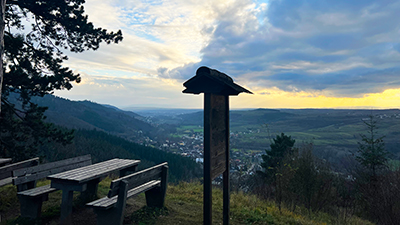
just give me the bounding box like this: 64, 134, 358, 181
47, 158, 140, 223
0, 158, 12, 167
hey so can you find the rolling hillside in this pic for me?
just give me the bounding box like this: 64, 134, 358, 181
149, 108, 400, 170
30, 95, 157, 141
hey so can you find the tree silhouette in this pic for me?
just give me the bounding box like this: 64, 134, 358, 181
260, 132, 295, 180
356, 115, 389, 179
1, 0, 123, 160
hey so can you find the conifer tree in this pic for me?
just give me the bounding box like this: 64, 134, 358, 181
356, 115, 389, 178
0, 0, 123, 160
261, 133, 295, 180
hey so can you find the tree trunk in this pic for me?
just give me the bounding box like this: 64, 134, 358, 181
0, 0, 5, 115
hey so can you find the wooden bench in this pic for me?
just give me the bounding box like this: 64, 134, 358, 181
13, 154, 92, 219
0, 157, 39, 187
87, 162, 168, 225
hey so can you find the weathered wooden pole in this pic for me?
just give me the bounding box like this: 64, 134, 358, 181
183, 66, 252, 225
0, 0, 6, 115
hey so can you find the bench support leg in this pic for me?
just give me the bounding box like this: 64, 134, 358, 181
93, 180, 128, 225
93, 207, 120, 225
145, 165, 168, 208
18, 194, 48, 219
60, 189, 74, 224
145, 187, 164, 208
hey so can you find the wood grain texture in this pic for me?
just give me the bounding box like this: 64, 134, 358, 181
13, 155, 91, 177
87, 180, 161, 209
108, 162, 167, 198
209, 94, 227, 180
48, 159, 140, 183
0, 157, 39, 180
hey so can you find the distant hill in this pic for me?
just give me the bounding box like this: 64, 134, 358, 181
147, 107, 400, 168
176, 108, 293, 126
31, 95, 157, 140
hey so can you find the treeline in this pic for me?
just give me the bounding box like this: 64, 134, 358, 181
40, 129, 202, 183
248, 116, 400, 225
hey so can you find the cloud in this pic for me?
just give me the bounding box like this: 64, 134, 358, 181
171, 0, 400, 97
55, 72, 202, 107
56, 0, 400, 108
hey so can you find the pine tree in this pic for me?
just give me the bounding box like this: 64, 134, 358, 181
356, 115, 389, 179
260, 133, 295, 180
1, 0, 123, 160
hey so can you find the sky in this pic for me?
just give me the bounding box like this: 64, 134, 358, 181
54, 0, 400, 109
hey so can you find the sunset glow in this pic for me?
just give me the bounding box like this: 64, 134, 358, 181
54, 0, 400, 109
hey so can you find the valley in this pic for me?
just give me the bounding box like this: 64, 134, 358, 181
31, 94, 400, 177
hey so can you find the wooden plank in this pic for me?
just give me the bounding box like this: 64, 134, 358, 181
48, 159, 122, 179
63, 160, 138, 182
223, 96, 230, 225
0, 157, 39, 180
211, 153, 227, 180
87, 180, 161, 209
17, 184, 57, 197
48, 158, 124, 179
108, 162, 167, 198
13, 155, 91, 177
210, 94, 227, 180
48, 159, 140, 183
203, 93, 212, 225
68, 159, 132, 180
0, 158, 11, 166
13, 161, 91, 185
0, 177, 12, 187
109, 162, 166, 189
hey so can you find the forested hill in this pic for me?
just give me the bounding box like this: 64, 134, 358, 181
30, 95, 157, 141
10, 94, 203, 182
40, 129, 202, 182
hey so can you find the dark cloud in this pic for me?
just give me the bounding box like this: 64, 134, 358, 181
167, 0, 400, 97
307, 34, 365, 51
265, 67, 400, 96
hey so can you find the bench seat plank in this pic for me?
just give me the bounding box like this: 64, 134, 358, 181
0, 177, 12, 187
87, 180, 161, 210
18, 184, 57, 197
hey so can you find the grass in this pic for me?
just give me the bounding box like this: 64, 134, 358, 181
0, 179, 374, 225
157, 182, 374, 225
176, 126, 203, 133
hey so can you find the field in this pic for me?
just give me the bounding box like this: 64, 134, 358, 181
165, 108, 400, 169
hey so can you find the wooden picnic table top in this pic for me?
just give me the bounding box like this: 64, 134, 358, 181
0, 158, 12, 167
47, 158, 140, 184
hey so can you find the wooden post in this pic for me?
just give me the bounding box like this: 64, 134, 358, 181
223, 95, 230, 225
203, 93, 212, 225
182, 66, 252, 225
0, 0, 5, 115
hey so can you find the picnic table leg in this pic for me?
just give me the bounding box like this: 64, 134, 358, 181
80, 178, 100, 202
60, 189, 74, 224
18, 194, 48, 219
